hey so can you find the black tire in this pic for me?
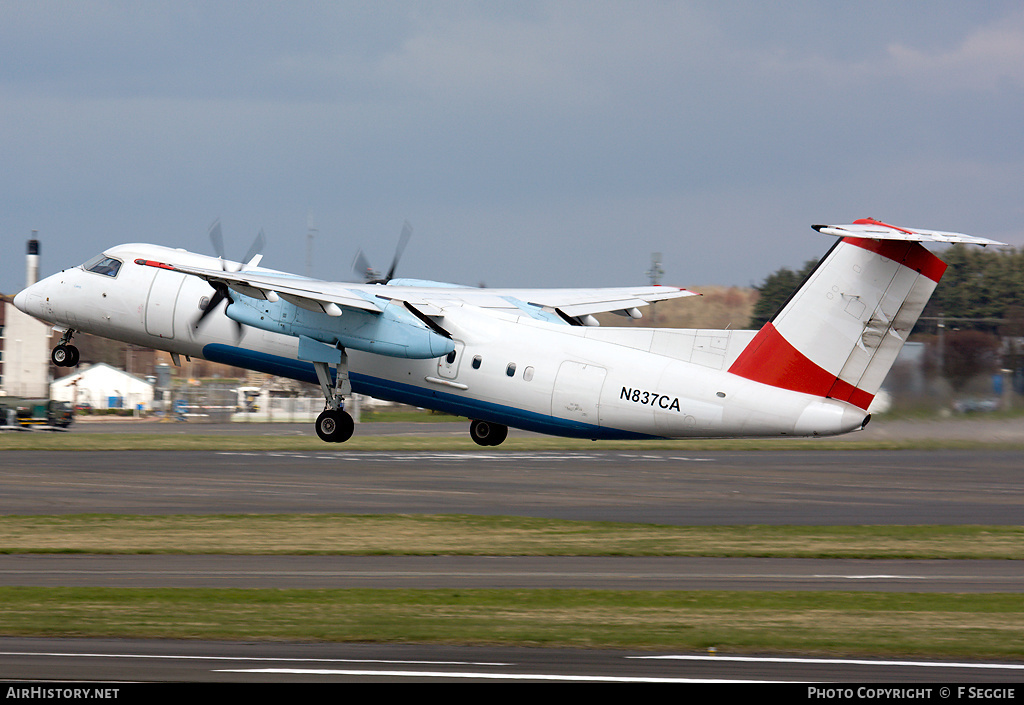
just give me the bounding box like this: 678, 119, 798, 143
51, 345, 70, 367
315, 409, 354, 443
469, 420, 508, 446
66, 345, 80, 367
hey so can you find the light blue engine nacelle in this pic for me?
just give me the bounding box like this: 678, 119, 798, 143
224, 292, 454, 359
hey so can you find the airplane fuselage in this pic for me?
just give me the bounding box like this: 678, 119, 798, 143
15, 243, 869, 440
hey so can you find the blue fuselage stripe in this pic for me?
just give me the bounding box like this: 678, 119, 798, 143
202, 343, 657, 440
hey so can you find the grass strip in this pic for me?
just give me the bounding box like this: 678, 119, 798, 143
0, 515, 1020, 559
0, 586, 1020, 658
2, 432, 1024, 451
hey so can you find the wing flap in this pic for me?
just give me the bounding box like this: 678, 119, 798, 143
520, 286, 698, 317
372, 293, 445, 317
553, 297, 653, 318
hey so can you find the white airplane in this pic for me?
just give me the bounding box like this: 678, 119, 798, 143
13, 218, 1003, 445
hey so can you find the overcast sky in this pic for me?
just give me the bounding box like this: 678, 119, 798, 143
3, 1, 1023, 294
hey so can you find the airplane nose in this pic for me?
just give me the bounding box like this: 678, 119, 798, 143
12, 280, 49, 319
12, 288, 30, 314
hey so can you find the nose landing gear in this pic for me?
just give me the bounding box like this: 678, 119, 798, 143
51, 330, 80, 367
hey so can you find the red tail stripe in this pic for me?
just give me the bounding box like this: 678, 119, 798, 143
852, 217, 915, 234
842, 237, 947, 283
728, 323, 875, 410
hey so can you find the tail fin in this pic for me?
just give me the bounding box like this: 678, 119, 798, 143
728, 219, 1005, 410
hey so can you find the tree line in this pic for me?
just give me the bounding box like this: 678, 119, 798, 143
748, 244, 1024, 392
748, 244, 1024, 336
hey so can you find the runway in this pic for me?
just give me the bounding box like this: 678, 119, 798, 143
2, 637, 1022, 683
0, 554, 1021, 592
1, 447, 1020, 524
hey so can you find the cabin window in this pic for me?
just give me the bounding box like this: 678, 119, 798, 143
446, 350, 457, 364
506, 363, 516, 377
82, 254, 122, 278
523, 366, 535, 382
472, 355, 482, 370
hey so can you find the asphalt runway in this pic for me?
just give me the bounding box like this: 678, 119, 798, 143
0, 554, 1021, 592
2, 637, 1022, 683
0, 447, 1020, 524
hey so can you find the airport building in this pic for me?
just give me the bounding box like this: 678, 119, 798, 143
50, 362, 155, 412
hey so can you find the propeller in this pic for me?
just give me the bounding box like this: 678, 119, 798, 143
195, 219, 265, 340
209, 219, 265, 271
196, 280, 235, 331
352, 220, 412, 284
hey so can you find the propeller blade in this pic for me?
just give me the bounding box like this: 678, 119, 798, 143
385, 220, 412, 282
209, 219, 226, 266
352, 249, 374, 281
199, 220, 253, 341
242, 229, 266, 269
195, 283, 231, 328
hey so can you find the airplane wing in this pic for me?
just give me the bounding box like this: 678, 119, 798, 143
813, 219, 1007, 246
135, 259, 383, 315
136, 258, 698, 324
378, 284, 699, 321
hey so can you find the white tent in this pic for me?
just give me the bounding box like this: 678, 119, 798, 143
51, 363, 154, 411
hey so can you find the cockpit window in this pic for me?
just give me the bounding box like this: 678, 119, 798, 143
81, 254, 123, 277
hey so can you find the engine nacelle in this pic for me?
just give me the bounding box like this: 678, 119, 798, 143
224, 293, 454, 359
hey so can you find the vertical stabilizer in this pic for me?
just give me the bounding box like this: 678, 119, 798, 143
728, 219, 1004, 410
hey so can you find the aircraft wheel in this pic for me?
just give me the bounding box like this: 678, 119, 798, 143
51, 345, 79, 367
315, 409, 354, 443
469, 420, 508, 447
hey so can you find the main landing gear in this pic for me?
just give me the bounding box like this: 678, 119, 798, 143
311, 352, 354, 443
316, 407, 354, 443
51, 330, 80, 367
469, 419, 508, 446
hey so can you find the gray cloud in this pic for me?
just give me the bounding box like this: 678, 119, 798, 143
2, 1, 1021, 294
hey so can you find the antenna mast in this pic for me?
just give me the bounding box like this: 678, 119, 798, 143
306, 212, 318, 278
647, 252, 663, 285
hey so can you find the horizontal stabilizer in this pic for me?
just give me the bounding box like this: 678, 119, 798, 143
813, 218, 1006, 246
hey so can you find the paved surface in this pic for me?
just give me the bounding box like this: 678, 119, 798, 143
0, 555, 1020, 592
0, 637, 1021, 683
1, 448, 1020, 524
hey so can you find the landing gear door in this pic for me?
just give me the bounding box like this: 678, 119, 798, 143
437, 340, 465, 379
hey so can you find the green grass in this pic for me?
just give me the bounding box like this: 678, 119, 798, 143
0, 587, 1020, 657
0, 515, 1021, 656
0, 514, 1020, 559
